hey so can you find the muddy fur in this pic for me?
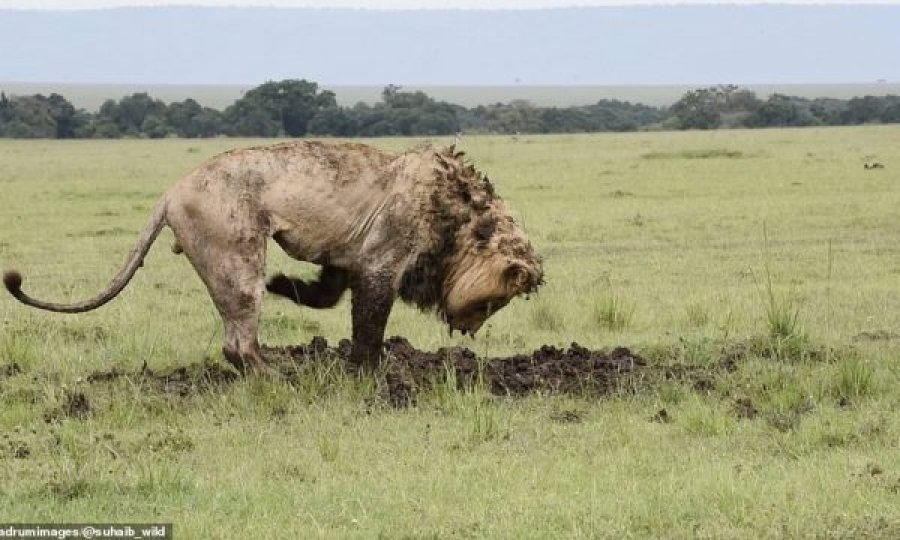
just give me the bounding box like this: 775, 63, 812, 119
280, 145, 544, 331
398, 148, 543, 331
400, 148, 542, 304
4, 141, 542, 372
266, 266, 349, 308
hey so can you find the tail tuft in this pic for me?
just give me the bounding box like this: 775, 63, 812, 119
3, 270, 22, 293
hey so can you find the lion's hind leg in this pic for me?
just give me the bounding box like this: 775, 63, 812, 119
203, 258, 269, 374
174, 226, 271, 375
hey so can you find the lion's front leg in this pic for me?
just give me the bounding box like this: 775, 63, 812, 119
266, 265, 349, 308
350, 270, 395, 370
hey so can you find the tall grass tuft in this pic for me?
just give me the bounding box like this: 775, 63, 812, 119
676, 335, 718, 367
467, 394, 499, 444
428, 358, 462, 412
833, 357, 876, 405
426, 356, 500, 444
318, 434, 340, 463
592, 293, 634, 331
758, 224, 808, 361
684, 302, 710, 328
679, 397, 735, 437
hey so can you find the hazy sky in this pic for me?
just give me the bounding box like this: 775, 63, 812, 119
2, 2, 896, 85
2, 0, 898, 8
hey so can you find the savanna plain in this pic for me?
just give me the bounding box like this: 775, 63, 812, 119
1, 126, 900, 538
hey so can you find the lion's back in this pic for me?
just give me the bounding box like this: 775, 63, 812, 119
208, 141, 397, 189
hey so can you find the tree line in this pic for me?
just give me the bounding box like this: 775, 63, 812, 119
666, 85, 900, 130
1, 80, 899, 139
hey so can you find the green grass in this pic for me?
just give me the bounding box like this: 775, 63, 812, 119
2, 126, 900, 537
592, 293, 635, 332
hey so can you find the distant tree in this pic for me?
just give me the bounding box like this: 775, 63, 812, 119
666, 85, 762, 129
716, 84, 761, 113
409, 111, 457, 135
308, 107, 360, 137
97, 99, 118, 121
669, 87, 722, 129
2, 96, 56, 138
188, 108, 225, 138
85, 99, 123, 138
45, 93, 83, 138
0, 92, 11, 124
0, 93, 83, 138
743, 94, 815, 127
592, 99, 664, 130
466, 100, 544, 134
346, 105, 394, 137
382, 85, 432, 109
141, 114, 172, 138
882, 98, 900, 123
91, 93, 169, 136
841, 95, 885, 124
165, 98, 203, 134
225, 79, 337, 137
165, 98, 224, 137
808, 98, 845, 125
223, 99, 281, 137
114, 93, 168, 135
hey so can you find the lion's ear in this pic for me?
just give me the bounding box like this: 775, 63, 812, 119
504, 264, 531, 294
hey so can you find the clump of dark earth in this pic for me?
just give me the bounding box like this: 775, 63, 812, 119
43, 391, 92, 423
264, 336, 647, 405
549, 409, 585, 424
65, 392, 91, 418
732, 397, 759, 420
0, 362, 22, 380
2, 438, 30, 459
81, 335, 740, 406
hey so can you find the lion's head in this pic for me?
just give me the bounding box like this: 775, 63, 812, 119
442, 206, 543, 334
396, 146, 543, 334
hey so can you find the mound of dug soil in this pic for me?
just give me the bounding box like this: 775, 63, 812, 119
263, 336, 647, 405
77, 336, 667, 405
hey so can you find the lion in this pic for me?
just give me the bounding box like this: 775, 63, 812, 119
3, 141, 543, 373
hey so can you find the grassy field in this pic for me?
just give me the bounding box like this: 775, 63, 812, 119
1, 127, 900, 538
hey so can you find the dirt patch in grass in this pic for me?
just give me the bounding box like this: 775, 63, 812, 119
853, 330, 900, 342
2, 438, 31, 459
0, 363, 22, 380
79, 335, 748, 406
43, 391, 92, 423
86, 361, 239, 397
732, 397, 759, 420
641, 148, 747, 160
264, 336, 648, 405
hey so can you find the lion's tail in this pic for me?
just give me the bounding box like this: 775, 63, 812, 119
3, 198, 168, 314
